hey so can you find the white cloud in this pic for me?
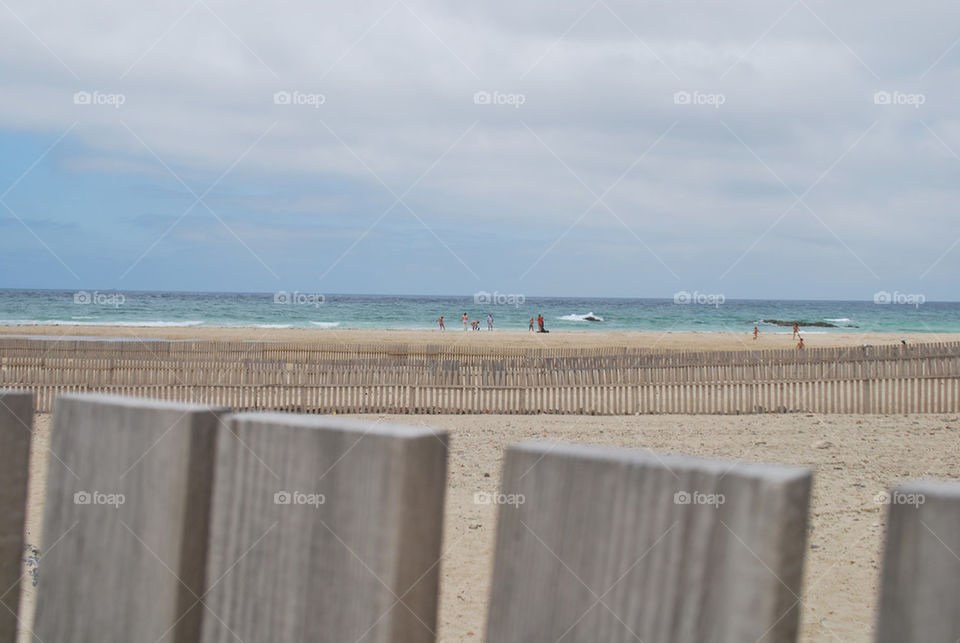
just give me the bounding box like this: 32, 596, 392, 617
2, 0, 960, 295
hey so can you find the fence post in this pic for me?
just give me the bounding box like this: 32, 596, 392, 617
486, 442, 812, 642
0, 391, 32, 643
34, 394, 228, 643
199, 414, 448, 643
876, 482, 960, 642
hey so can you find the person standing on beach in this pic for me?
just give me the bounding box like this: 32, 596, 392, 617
487, 313, 494, 331
753, 326, 759, 340
537, 314, 544, 332
792, 323, 800, 339
462, 312, 468, 331
528, 318, 535, 331
437, 316, 445, 330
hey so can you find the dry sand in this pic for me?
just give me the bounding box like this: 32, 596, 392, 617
20, 411, 960, 642
2, 325, 958, 351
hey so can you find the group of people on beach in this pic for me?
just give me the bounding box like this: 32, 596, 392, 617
434, 313, 547, 332
751, 322, 805, 349
435, 313, 495, 331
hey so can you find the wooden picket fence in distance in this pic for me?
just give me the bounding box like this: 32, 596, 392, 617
1, 337, 959, 415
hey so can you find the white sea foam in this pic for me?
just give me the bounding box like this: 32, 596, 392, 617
558, 312, 605, 322
310, 322, 341, 328
825, 318, 852, 323
252, 324, 293, 329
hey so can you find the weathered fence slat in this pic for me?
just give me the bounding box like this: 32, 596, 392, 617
876, 482, 960, 643
0, 390, 32, 643
34, 395, 228, 643
486, 442, 812, 642
200, 414, 448, 643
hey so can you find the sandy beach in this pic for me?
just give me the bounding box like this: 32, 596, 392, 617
2, 325, 958, 351
19, 409, 960, 642
10, 327, 960, 640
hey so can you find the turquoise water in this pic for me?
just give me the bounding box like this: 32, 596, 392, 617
0, 289, 955, 334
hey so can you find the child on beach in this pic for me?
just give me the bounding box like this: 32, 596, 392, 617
792, 323, 800, 339
462, 313, 468, 331
487, 313, 494, 331
797, 336, 805, 350
753, 326, 759, 340
528, 318, 535, 331
471, 320, 480, 331
437, 316, 445, 330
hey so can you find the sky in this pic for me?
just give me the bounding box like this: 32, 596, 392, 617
1, 1, 959, 301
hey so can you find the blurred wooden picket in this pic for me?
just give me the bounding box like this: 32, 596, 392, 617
486, 442, 812, 642
33, 395, 227, 643
875, 482, 960, 642
5, 394, 960, 640
0, 390, 31, 643
200, 413, 447, 642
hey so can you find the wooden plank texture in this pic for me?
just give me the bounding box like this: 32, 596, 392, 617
876, 482, 960, 643
0, 391, 32, 643
34, 394, 227, 643
200, 413, 448, 643
486, 442, 812, 643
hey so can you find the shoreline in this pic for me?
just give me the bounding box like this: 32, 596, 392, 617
1, 325, 958, 351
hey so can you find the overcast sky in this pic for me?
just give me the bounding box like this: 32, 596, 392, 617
1, 1, 958, 300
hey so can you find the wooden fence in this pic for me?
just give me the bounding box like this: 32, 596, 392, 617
4, 391, 959, 641
2, 337, 959, 414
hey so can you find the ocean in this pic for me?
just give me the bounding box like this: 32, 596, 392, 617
0, 289, 955, 334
